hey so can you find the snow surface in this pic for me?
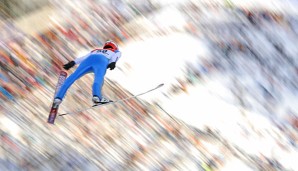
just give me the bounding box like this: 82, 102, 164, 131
107, 33, 266, 129
107, 32, 210, 98
107, 33, 298, 170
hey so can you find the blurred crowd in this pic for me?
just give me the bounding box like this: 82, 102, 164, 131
189, 2, 298, 127
0, 1, 134, 103
164, 2, 298, 170
0, 0, 298, 170
0, 1, 228, 171
1, 75, 231, 170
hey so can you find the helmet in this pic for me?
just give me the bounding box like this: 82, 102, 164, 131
103, 41, 118, 51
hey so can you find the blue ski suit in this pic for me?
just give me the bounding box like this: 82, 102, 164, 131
55, 48, 121, 100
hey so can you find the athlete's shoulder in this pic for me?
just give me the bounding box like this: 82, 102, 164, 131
91, 48, 104, 52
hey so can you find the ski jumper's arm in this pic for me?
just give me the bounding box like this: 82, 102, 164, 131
106, 50, 121, 70
109, 50, 121, 63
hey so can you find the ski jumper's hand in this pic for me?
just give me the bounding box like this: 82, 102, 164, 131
63, 61, 75, 70
107, 62, 116, 70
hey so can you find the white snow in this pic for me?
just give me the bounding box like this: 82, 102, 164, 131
107, 32, 298, 169
221, 157, 255, 171
107, 32, 210, 100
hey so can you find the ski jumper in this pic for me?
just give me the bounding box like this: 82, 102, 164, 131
55, 49, 121, 100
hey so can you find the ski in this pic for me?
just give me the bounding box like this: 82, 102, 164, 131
47, 71, 68, 124
59, 83, 164, 116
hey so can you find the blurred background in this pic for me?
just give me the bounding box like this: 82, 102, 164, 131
0, 0, 298, 170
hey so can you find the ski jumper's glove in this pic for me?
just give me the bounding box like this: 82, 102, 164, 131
63, 61, 75, 70
107, 62, 116, 70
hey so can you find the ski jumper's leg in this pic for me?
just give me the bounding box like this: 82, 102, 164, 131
91, 55, 109, 98
55, 60, 92, 100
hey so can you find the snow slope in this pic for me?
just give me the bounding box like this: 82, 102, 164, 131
107, 33, 211, 99
107, 33, 298, 170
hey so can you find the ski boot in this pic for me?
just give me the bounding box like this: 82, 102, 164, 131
92, 96, 113, 106
52, 98, 62, 109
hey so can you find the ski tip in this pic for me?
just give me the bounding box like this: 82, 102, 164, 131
158, 83, 164, 88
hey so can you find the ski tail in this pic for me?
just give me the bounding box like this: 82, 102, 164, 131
47, 71, 67, 124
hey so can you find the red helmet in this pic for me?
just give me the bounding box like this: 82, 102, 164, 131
103, 41, 118, 51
